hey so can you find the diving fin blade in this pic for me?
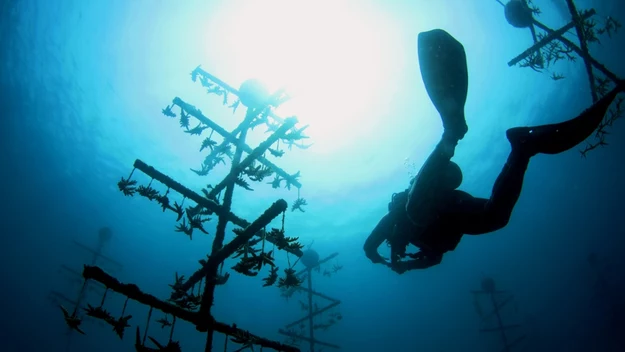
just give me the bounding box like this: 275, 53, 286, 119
418, 29, 469, 138
508, 83, 624, 155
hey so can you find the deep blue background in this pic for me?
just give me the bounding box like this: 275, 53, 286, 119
1, 0, 624, 351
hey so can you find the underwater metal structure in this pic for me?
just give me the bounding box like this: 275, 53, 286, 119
497, 0, 624, 157
471, 278, 527, 352
48, 227, 122, 350
277, 249, 343, 352
61, 67, 320, 351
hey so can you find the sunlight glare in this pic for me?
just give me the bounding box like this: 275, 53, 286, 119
218, 0, 397, 153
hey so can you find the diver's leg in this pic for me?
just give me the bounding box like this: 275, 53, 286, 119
458, 81, 625, 234
449, 150, 531, 235
483, 150, 531, 230
474, 83, 625, 231
507, 81, 624, 156
406, 131, 461, 228
406, 29, 470, 227
456, 89, 618, 235
476, 82, 621, 230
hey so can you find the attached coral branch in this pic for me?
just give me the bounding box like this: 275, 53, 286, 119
507, 9, 595, 67
172, 199, 289, 299
81, 265, 299, 352
132, 159, 303, 257
172, 97, 302, 189
208, 117, 297, 198
565, 0, 598, 102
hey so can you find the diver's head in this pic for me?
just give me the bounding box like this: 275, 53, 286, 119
442, 161, 463, 190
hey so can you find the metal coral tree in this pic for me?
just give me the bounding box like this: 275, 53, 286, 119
63, 66, 317, 351
277, 249, 343, 352
50, 227, 123, 351
471, 277, 527, 352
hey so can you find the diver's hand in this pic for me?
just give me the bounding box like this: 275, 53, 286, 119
406, 251, 426, 260
370, 254, 388, 264
366, 251, 389, 265
391, 252, 443, 273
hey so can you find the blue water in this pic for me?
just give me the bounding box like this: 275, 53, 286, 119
1, 0, 625, 351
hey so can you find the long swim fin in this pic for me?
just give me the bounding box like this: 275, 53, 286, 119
418, 29, 469, 140
507, 80, 625, 156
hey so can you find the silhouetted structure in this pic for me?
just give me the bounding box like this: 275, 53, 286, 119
61, 68, 313, 351
496, 0, 624, 157
48, 227, 122, 351
472, 277, 527, 352
278, 249, 343, 351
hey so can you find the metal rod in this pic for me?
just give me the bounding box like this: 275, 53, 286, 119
72, 279, 89, 316
81, 265, 299, 352
285, 301, 341, 328
193, 67, 294, 127
143, 307, 153, 346
204, 330, 213, 352
200, 108, 256, 347
208, 116, 297, 198
175, 199, 289, 300
506, 9, 595, 67
172, 97, 302, 189
277, 330, 341, 349
169, 316, 176, 342
531, 19, 621, 83
481, 294, 515, 322
49, 291, 78, 308
207, 199, 288, 268
83, 265, 200, 323
490, 292, 510, 352
292, 285, 341, 305
295, 253, 340, 276
134, 159, 230, 218
208, 321, 300, 352
133, 159, 303, 258
565, 0, 598, 101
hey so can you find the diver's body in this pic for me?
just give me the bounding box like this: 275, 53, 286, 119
364, 29, 625, 274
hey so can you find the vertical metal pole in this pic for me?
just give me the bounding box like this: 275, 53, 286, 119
307, 268, 315, 352
73, 240, 104, 316
201, 108, 256, 351
490, 292, 509, 352
564, 0, 598, 102
204, 332, 213, 352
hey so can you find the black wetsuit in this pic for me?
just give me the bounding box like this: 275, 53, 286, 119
364, 28, 623, 274
364, 133, 531, 272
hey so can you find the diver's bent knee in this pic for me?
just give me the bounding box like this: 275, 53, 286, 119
363, 240, 378, 256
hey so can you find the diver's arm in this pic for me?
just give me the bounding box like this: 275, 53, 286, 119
364, 213, 394, 264
391, 252, 443, 274
406, 133, 459, 225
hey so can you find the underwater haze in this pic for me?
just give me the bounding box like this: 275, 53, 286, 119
1, 0, 625, 351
